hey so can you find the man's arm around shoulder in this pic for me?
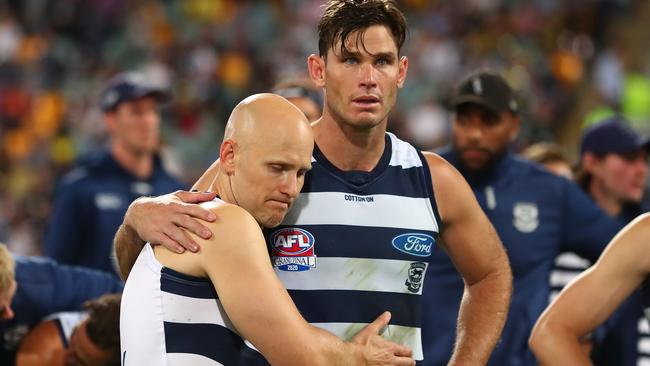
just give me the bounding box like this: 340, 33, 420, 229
197, 204, 414, 366
114, 190, 218, 281
423, 152, 512, 365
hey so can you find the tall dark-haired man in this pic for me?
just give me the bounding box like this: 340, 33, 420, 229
114, 2, 513, 364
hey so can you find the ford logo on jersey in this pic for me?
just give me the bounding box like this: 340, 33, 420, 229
392, 233, 434, 257
270, 228, 317, 272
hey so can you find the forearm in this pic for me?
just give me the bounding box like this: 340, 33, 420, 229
449, 261, 512, 365
530, 327, 592, 366
114, 223, 146, 281
306, 327, 365, 366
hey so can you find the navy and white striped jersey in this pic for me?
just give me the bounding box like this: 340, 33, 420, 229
120, 243, 268, 366
264, 132, 441, 363
43, 311, 86, 348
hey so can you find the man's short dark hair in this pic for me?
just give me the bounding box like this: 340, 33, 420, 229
84, 293, 121, 366
318, 0, 407, 58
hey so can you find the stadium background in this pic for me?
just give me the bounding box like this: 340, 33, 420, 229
0, 0, 649, 255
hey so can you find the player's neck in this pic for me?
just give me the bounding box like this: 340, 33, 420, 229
212, 169, 236, 206
313, 113, 386, 172
589, 181, 622, 217
110, 142, 153, 179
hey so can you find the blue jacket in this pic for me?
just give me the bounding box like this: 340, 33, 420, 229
1, 255, 124, 365
421, 150, 622, 366
44, 149, 184, 276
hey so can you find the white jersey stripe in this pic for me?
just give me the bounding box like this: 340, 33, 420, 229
161, 292, 234, 328
387, 132, 424, 169
277, 257, 428, 295
312, 322, 423, 361
282, 192, 438, 232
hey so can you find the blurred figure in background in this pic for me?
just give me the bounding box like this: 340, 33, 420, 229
272, 76, 323, 122
577, 117, 649, 221
422, 70, 620, 366
16, 293, 121, 366
0, 243, 123, 365
521, 142, 574, 180
44, 72, 185, 276
573, 117, 650, 366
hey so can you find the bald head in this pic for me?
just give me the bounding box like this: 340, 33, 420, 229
217, 93, 314, 227
224, 93, 312, 145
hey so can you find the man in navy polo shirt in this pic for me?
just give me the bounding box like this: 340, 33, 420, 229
421, 70, 622, 365
44, 72, 185, 276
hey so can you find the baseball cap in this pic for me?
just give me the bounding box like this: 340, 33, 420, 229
450, 71, 519, 115
580, 116, 650, 155
99, 72, 170, 112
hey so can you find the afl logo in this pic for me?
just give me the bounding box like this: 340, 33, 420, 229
271, 228, 315, 255
270, 228, 317, 272
392, 233, 434, 257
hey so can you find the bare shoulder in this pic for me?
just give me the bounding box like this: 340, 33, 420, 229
196, 201, 266, 260
599, 213, 650, 271
421, 151, 478, 221
199, 200, 259, 234
421, 151, 465, 187
154, 201, 261, 277
17, 319, 63, 356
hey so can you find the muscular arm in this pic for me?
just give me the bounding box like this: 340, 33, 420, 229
114, 161, 222, 280
113, 191, 217, 281
424, 152, 512, 365
529, 213, 650, 365
185, 203, 413, 366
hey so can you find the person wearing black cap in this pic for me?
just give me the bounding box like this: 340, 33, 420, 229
421, 70, 622, 366
577, 116, 650, 220
44, 72, 185, 277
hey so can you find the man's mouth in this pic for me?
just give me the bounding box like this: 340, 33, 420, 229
352, 95, 381, 108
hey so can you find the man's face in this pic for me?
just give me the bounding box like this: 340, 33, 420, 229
106, 96, 160, 155
0, 279, 16, 322
314, 25, 407, 130
63, 321, 112, 366
452, 103, 519, 173
589, 150, 648, 203
231, 127, 313, 228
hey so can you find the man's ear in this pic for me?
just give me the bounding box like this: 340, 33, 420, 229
509, 114, 521, 142
220, 140, 237, 175
104, 112, 116, 134
582, 152, 598, 172
397, 56, 408, 89
308, 54, 326, 88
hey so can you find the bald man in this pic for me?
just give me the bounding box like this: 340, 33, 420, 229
118, 94, 414, 366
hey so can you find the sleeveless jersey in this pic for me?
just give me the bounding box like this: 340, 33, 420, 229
120, 242, 268, 365
264, 132, 441, 362
43, 311, 86, 347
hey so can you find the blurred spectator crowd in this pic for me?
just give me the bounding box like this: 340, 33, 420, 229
0, 0, 649, 255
